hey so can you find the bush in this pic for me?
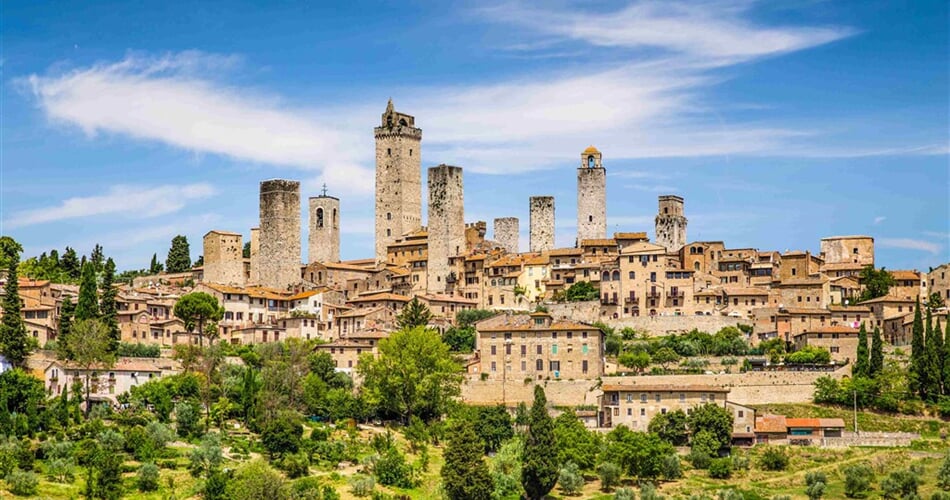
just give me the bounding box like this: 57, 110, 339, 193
558, 462, 584, 495
689, 449, 712, 469
290, 476, 340, 500
261, 411, 304, 458
227, 459, 288, 500
137, 462, 161, 492
175, 401, 201, 438
938, 452, 950, 490
708, 458, 733, 479
205, 470, 229, 500
806, 471, 827, 500
5, 469, 39, 497
640, 482, 663, 500
372, 447, 413, 488
614, 487, 636, 500
842, 463, 875, 498
759, 446, 789, 471
350, 474, 375, 497
118, 342, 161, 357
661, 454, 682, 480
881, 468, 921, 499
282, 451, 310, 479
598, 461, 621, 491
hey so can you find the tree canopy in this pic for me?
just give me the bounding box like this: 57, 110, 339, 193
522, 386, 557, 500
173, 292, 224, 347
858, 265, 895, 302
396, 297, 433, 330
0, 237, 31, 367
165, 235, 192, 273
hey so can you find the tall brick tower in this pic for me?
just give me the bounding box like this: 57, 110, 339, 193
375, 99, 422, 263
427, 164, 465, 293
259, 179, 301, 289
530, 196, 555, 252
655, 195, 687, 253
308, 185, 340, 263
577, 145, 606, 244
493, 217, 520, 254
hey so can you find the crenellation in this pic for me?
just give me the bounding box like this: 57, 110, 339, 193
374, 99, 422, 263
655, 194, 687, 253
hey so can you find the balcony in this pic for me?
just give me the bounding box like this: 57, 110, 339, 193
601, 297, 618, 305
624, 295, 638, 305
666, 290, 685, 298
645, 291, 661, 299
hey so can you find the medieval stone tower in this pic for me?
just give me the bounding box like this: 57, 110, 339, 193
530, 196, 555, 252
655, 195, 687, 253
248, 227, 260, 284
427, 164, 465, 293
375, 99, 422, 263
577, 146, 606, 244
259, 179, 301, 289
493, 217, 519, 254
202, 230, 245, 286
308, 188, 340, 263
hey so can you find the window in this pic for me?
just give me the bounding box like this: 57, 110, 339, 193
549, 361, 560, 373
640, 408, 646, 416
491, 361, 496, 372
521, 361, 526, 371
738, 410, 745, 418
521, 345, 527, 356
627, 408, 632, 416
491, 345, 496, 355
640, 394, 647, 403
536, 359, 543, 371
552, 344, 558, 354
582, 360, 588, 373
536, 345, 542, 355
679, 393, 685, 402
655, 394, 661, 402
626, 394, 633, 403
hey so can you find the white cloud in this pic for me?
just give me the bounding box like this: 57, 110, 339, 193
8, 183, 216, 228
878, 238, 941, 255
873, 216, 886, 225
478, 0, 854, 62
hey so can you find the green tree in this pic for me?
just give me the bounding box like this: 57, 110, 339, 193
0, 237, 31, 367
74, 262, 100, 322
166, 235, 192, 273
920, 308, 938, 401
597, 462, 621, 492
558, 462, 584, 495
926, 292, 947, 312
565, 281, 598, 302
880, 468, 920, 499
242, 242, 251, 259
89, 244, 104, 273
937, 452, 950, 490
553, 409, 601, 469
227, 459, 288, 500
99, 258, 120, 353
136, 462, 160, 492
806, 471, 827, 500
652, 347, 681, 371
842, 463, 875, 498
443, 326, 476, 352
854, 323, 869, 377
261, 411, 304, 458
928, 316, 945, 400
57, 297, 75, 359
61, 247, 81, 280
870, 326, 884, 377
602, 426, 675, 480
358, 326, 461, 423
466, 405, 514, 454
66, 319, 115, 418
0, 369, 46, 437
173, 292, 224, 347
649, 409, 688, 446
687, 404, 734, 454
441, 420, 493, 500
522, 385, 558, 500
618, 351, 651, 373
149, 253, 163, 274
455, 309, 497, 327
188, 433, 224, 479
759, 447, 789, 471
396, 297, 433, 329
944, 319, 950, 397
858, 265, 895, 302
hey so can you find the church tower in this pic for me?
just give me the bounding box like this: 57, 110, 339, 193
655, 195, 687, 253
308, 185, 340, 263
374, 99, 422, 263
577, 146, 606, 244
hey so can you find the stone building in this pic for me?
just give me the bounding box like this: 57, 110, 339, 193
655, 195, 687, 253
577, 146, 606, 244
308, 191, 340, 263
529, 196, 555, 252
927, 263, 950, 303
202, 230, 245, 286
820, 235, 874, 267
427, 165, 465, 293
599, 384, 730, 430
258, 179, 301, 290
249, 227, 260, 284
493, 217, 520, 254
375, 99, 422, 263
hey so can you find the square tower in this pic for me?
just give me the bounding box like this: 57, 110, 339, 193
530, 196, 555, 252
259, 179, 302, 290
577, 145, 607, 244
202, 230, 245, 286
308, 187, 341, 263
375, 99, 422, 263
655, 195, 687, 253
493, 217, 520, 254
427, 164, 465, 293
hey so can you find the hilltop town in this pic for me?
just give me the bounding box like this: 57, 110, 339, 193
1, 101, 949, 499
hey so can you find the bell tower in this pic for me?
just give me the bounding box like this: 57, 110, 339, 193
374, 99, 422, 263
577, 145, 606, 244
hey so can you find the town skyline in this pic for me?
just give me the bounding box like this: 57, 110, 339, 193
2, 1, 948, 271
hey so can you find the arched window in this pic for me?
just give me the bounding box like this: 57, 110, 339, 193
316, 208, 324, 228
694, 262, 700, 271
612, 270, 620, 281
602, 271, 610, 282
332, 208, 337, 225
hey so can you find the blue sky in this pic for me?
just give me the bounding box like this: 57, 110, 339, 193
2, 0, 948, 272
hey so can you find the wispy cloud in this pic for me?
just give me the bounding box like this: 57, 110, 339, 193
879, 238, 941, 255
873, 216, 886, 225
923, 231, 950, 240
7, 183, 216, 228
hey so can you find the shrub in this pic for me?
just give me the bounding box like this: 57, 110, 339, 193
372, 447, 413, 488
614, 487, 636, 500
227, 459, 288, 500
282, 451, 310, 479
932, 492, 950, 500
640, 482, 663, 500
938, 452, 950, 490
204, 470, 229, 500
708, 458, 733, 479
689, 448, 712, 469
6, 469, 39, 497
805, 471, 827, 500
759, 446, 789, 471
597, 462, 621, 491
175, 401, 201, 438
881, 468, 921, 499
349, 474, 375, 497
558, 462, 584, 495
261, 411, 304, 458
842, 463, 875, 498
137, 462, 161, 492
661, 454, 682, 480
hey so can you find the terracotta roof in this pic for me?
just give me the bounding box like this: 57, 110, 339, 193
323, 262, 379, 272
549, 248, 583, 256
523, 255, 549, 266
581, 239, 617, 247
827, 305, 871, 312
613, 232, 648, 240
420, 294, 478, 305
858, 294, 915, 305
755, 414, 787, 433
348, 292, 410, 303
204, 229, 241, 236
467, 254, 488, 261
337, 306, 390, 318
891, 270, 922, 281
601, 384, 729, 393
821, 262, 865, 271
346, 329, 390, 340
315, 340, 377, 349
18, 279, 50, 287
779, 277, 828, 286
619, 241, 667, 255
476, 313, 594, 332
797, 326, 859, 335
723, 287, 769, 296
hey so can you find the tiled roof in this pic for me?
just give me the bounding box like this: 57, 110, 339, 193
755, 414, 787, 433
614, 232, 648, 240
476, 313, 592, 331
891, 270, 922, 281
348, 292, 410, 303
601, 384, 729, 393
581, 239, 617, 247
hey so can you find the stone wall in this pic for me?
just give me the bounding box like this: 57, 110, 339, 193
529, 196, 555, 252
493, 217, 520, 254
820, 432, 918, 448
308, 196, 340, 263
374, 103, 422, 263
655, 195, 687, 253
577, 162, 606, 242
249, 227, 260, 284
427, 165, 464, 293
259, 179, 301, 290
202, 231, 245, 286
546, 300, 744, 335
820, 236, 874, 266
462, 378, 602, 407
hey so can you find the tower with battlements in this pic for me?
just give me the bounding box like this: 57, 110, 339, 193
577, 145, 606, 244
655, 195, 687, 253
375, 99, 422, 263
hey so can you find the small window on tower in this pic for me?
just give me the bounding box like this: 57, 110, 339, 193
588, 215, 593, 222
386, 229, 391, 237
409, 149, 413, 156
387, 148, 391, 156
387, 212, 392, 221
316, 208, 324, 228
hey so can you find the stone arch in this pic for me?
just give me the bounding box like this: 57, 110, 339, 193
601, 271, 610, 282
316, 207, 324, 228
612, 270, 620, 281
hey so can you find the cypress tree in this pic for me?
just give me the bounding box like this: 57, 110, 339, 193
854, 323, 869, 377
910, 297, 925, 397
522, 385, 557, 500
165, 235, 191, 273
0, 238, 31, 367
441, 420, 493, 500
57, 297, 75, 360
74, 263, 99, 321
870, 326, 884, 377
89, 244, 104, 274
943, 319, 950, 396
934, 318, 945, 396
924, 310, 942, 401
149, 253, 163, 274
61, 246, 81, 281
99, 258, 120, 354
